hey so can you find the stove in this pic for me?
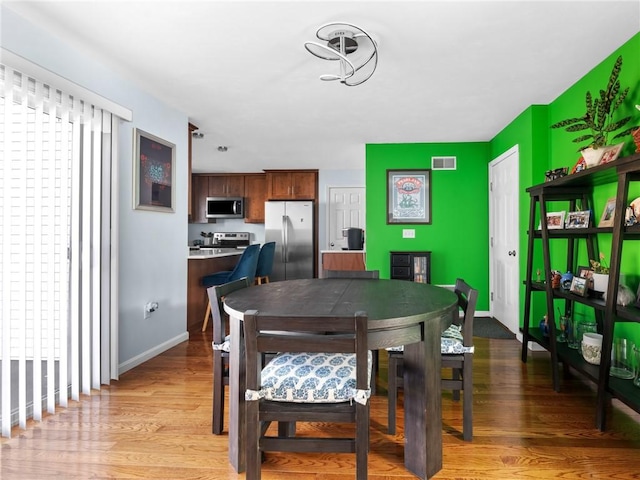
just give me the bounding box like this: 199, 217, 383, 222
212, 232, 251, 249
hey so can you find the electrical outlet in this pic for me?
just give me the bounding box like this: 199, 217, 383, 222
402, 229, 415, 238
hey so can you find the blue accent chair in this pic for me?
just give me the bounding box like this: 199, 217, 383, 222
255, 241, 276, 285
201, 244, 260, 331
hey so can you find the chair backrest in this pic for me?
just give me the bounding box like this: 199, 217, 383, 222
243, 310, 369, 392
228, 244, 260, 284
323, 269, 380, 279
255, 242, 276, 277
454, 278, 478, 347
207, 277, 250, 344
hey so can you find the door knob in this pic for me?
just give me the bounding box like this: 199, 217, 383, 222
508, 250, 516, 256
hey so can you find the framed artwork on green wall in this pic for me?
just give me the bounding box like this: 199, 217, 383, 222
386, 169, 431, 224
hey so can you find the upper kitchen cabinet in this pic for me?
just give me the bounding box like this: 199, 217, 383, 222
244, 174, 267, 223
265, 169, 318, 200
208, 174, 245, 197
191, 174, 209, 223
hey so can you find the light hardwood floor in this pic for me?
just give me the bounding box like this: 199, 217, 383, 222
2, 330, 640, 479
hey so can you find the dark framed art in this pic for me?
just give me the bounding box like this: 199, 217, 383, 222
386, 169, 431, 224
133, 128, 176, 213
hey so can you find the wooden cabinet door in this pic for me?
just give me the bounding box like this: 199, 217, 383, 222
267, 172, 293, 199
291, 171, 317, 199
209, 175, 245, 197
244, 174, 266, 223
191, 175, 209, 223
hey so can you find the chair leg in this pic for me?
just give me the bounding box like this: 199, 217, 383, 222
202, 300, 211, 332
212, 352, 224, 434
387, 352, 399, 435
452, 367, 461, 402
370, 350, 378, 395
356, 402, 369, 480
462, 354, 473, 441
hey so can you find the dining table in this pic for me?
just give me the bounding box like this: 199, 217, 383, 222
223, 277, 458, 479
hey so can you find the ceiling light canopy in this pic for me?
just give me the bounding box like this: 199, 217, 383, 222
304, 22, 378, 86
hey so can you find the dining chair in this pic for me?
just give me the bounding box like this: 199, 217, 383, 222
201, 243, 260, 332
243, 309, 371, 480
208, 277, 251, 434
255, 241, 275, 285
323, 269, 380, 279
323, 269, 381, 393
387, 278, 478, 441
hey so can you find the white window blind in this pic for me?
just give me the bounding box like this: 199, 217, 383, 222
0, 62, 118, 437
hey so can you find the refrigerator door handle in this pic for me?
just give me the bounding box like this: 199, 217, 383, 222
281, 215, 288, 263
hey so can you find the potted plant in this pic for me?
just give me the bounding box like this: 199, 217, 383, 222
590, 253, 610, 294
551, 55, 636, 166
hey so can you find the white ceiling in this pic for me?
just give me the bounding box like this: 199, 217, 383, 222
5, 1, 640, 173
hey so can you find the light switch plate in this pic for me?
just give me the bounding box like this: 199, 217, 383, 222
402, 229, 415, 238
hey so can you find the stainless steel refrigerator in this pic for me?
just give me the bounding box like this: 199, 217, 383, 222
264, 201, 314, 281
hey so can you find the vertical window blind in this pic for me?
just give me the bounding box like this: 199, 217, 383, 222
0, 62, 118, 437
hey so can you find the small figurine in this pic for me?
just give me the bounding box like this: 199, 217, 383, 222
561, 271, 574, 289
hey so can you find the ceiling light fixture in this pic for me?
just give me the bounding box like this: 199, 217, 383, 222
192, 131, 204, 139
304, 22, 378, 86
217, 146, 228, 152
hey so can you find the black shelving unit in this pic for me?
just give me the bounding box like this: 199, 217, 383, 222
390, 251, 431, 284
520, 152, 640, 431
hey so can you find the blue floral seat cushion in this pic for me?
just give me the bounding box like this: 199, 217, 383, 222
386, 324, 474, 354
246, 351, 372, 404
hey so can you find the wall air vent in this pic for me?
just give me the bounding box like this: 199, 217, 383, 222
431, 156, 456, 170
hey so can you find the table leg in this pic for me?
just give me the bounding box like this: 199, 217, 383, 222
228, 313, 245, 472
403, 315, 443, 479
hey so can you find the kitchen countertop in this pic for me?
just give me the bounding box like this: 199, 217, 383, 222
188, 248, 244, 260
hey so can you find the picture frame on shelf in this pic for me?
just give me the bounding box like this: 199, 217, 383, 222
576, 266, 594, 281
598, 142, 624, 165
569, 276, 588, 297
565, 210, 591, 228
598, 197, 617, 227
544, 211, 565, 229
386, 169, 431, 224
133, 128, 176, 213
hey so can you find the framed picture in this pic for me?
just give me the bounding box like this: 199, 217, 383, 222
576, 265, 594, 281
569, 276, 588, 297
565, 210, 591, 228
545, 211, 565, 229
133, 128, 176, 213
387, 169, 431, 224
598, 142, 624, 165
598, 197, 617, 227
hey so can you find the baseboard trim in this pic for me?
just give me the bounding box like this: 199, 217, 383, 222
118, 331, 190, 375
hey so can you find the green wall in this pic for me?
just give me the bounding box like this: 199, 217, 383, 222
365, 142, 490, 311
364, 32, 640, 329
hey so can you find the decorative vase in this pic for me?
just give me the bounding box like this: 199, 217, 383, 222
581, 146, 605, 167
591, 273, 609, 294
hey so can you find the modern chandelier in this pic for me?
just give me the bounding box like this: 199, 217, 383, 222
304, 22, 378, 86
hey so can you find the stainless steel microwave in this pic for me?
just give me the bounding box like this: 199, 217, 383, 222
206, 197, 244, 219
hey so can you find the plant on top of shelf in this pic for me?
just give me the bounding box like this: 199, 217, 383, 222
589, 253, 610, 274
551, 55, 636, 153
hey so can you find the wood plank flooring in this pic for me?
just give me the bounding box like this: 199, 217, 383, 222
2, 330, 640, 479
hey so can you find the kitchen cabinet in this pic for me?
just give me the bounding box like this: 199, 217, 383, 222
390, 251, 431, 283
191, 174, 209, 223
243, 174, 267, 223
520, 152, 640, 431
208, 174, 245, 197
265, 169, 318, 200
321, 251, 366, 276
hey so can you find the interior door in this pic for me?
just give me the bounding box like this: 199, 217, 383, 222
489, 145, 520, 337
328, 187, 365, 250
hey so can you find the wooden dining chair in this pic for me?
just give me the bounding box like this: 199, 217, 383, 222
207, 277, 251, 435
323, 269, 380, 279
387, 278, 478, 441
244, 310, 371, 480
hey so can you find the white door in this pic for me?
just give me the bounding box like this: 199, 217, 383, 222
328, 187, 365, 250
489, 145, 520, 337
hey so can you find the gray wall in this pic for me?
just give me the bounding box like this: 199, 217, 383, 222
2, 6, 189, 373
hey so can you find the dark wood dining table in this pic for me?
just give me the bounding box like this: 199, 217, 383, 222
223, 277, 458, 479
